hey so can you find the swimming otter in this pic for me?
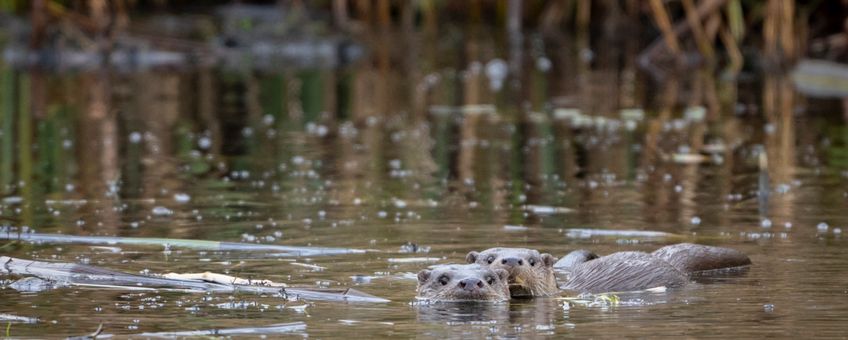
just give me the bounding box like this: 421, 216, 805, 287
557, 243, 752, 294
465, 248, 559, 297
416, 264, 511, 302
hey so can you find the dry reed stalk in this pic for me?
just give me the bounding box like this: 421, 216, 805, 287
682, 0, 715, 61
648, 0, 681, 56
763, 0, 778, 58
780, 0, 796, 60
377, 0, 390, 29
577, 0, 591, 33
719, 26, 743, 75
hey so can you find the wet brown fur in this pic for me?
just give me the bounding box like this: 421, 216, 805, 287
416, 264, 511, 302
561, 251, 688, 293
466, 248, 558, 297
651, 243, 751, 273
560, 243, 752, 293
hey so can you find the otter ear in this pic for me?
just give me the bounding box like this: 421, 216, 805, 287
417, 270, 431, 283
466, 251, 480, 263
541, 253, 557, 267
494, 269, 509, 282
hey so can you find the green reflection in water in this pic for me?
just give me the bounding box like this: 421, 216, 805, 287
0, 66, 13, 195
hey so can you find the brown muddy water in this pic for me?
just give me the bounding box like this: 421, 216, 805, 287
1, 32, 848, 338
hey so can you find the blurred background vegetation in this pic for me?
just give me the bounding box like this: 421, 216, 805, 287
0, 1, 846, 229
0, 0, 846, 66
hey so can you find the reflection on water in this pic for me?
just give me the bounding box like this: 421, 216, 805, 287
1, 25, 848, 338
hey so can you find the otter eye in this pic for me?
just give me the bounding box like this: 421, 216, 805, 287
529, 258, 537, 267
486, 256, 495, 264
438, 275, 450, 286
486, 276, 495, 285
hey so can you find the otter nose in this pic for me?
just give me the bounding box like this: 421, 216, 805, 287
501, 257, 524, 266
458, 278, 484, 291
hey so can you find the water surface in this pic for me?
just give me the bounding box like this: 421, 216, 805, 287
1, 29, 847, 338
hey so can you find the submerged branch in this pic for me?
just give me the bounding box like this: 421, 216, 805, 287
0, 256, 389, 303
0, 231, 366, 257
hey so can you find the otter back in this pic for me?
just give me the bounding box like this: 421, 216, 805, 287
562, 252, 688, 293
651, 243, 751, 274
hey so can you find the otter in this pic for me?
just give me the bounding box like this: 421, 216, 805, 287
416, 264, 511, 302
557, 243, 752, 293
467, 243, 750, 297
465, 248, 559, 297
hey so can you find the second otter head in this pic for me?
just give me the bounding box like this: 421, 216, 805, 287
416, 264, 511, 302
466, 248, 558, 297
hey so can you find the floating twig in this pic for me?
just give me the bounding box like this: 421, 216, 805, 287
1, 256, 389, 303
0, 231, 365, 257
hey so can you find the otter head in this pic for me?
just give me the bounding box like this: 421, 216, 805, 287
416, 264, 510, 302
466, 248, 558, 297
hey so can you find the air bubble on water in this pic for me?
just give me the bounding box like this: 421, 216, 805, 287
485, 59, 508, 90
674, 185, 683, 193
393, 200, 407, 209
128, 132, 143, 144
389, 159, 402, 170
760, 219, 772, 228
763, 304, 774, 312
197, 137, 212, 150
817, 222, 829, 232
152, 206, 173, 216
834, 228, 842, 235
690, 216, 701, 225
173, 193, 191, 203
579, 48, 594, 62
764, 124, 776, 135
377, 211, 388, 218
536, 57, 552, 72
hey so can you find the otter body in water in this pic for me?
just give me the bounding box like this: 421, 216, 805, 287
463, 243, 750, 297
558, 251, 689, 293
416, 264, 511, 302
465, 248, 559, 297
557, 243, 752, 294
650, 243, 751, 274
